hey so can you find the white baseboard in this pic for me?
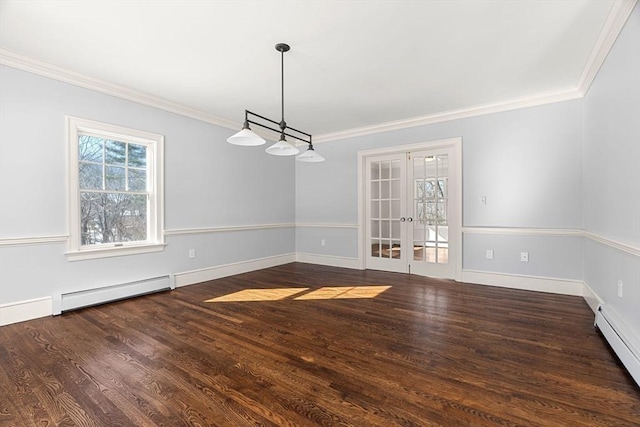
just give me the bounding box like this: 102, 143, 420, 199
173, 253, 296, 287
461, 270, 584, 296
0, 258, 595, 326
295, 252, 361, 270
0, 297, 52, 326
582, 281, 603, 314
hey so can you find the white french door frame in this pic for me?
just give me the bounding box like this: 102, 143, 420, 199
357, 137, 462, 281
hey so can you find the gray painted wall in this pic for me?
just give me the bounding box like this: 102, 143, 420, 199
583, 5, 640, 348
296, 99, 585, 280
295, 5, 639, 345
0, 65, 295, 304
296, 102, 584, 230
0, 5, 637, 350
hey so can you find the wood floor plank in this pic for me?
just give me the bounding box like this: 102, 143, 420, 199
1, 263, 639, 426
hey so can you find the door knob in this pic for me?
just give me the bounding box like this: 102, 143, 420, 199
400, 217, 406, 222
407, 217, 413, 222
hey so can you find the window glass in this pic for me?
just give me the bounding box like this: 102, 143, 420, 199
68, 117, 163, 260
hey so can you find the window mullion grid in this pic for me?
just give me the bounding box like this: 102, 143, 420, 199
125, 142, 129, 192
146, 143, 154, 241
81, 189, 148, 196
433, 157, 438, 263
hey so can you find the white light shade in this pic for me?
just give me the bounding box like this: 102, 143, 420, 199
227, 128, 266, 146
296, 148, 325, 162
266, 137, 300, 156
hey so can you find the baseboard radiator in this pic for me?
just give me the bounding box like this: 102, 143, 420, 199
594, 305, 640, 386
53, 275, 175, 315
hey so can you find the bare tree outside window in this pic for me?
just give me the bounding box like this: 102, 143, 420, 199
78, 135, 148, 245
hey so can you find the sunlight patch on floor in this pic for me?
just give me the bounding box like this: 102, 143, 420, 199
205, 286, 392, 303
294, 286, 392, 300
204, 288, 309, 303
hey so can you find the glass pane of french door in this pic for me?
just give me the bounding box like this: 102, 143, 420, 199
366, 155, 406, 273
412, 154, 449, 265
365, 146, 456, 278
370, 159, 402, 259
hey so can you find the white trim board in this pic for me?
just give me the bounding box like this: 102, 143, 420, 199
0, 257, 604, 326
0, 48, 239, 131
462, 227, 582, 237
165, 223, 295, 236
296, 223, 358, 229
582, 281, 604, 314
0, 297, 52, 326
577, 0, 638, 95
315, 88, 581, 143
173, 253, 296, 287
463, 227, 639, 257
1, 1, 635, 145
0, 224, 296, 246
583, 231, 639, 257
0, 255, 296, 326
314, 0, 636, 144
461, 270, 584, 296
0, 235, 68, 246
2, 227, 637, 259
295, 253, 361, 270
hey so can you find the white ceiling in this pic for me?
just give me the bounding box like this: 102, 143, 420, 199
0, 0, 623, 139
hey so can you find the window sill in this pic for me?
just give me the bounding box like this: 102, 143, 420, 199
66, 243, 166, 261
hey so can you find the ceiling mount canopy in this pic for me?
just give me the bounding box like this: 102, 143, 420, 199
227, 43, 324, 162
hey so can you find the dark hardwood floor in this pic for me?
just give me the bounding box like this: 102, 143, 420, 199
1, 263, 638, 426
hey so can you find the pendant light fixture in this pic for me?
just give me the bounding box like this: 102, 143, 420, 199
227, 43, 325, 162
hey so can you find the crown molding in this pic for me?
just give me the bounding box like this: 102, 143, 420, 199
577, 0, 638, 96
314, 88, 582, 143
0, 48, 239, 131
1, 0, 635, 143
314, 0, 638, 144
0, 45, 579, 144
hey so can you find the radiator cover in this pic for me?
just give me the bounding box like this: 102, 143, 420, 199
52, 275, 174, 315
595, 304, 640, 386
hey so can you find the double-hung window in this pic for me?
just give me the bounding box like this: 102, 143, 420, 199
67, 117, 164, 260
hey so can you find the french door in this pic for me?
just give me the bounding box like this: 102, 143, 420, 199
365, 146, 459, 279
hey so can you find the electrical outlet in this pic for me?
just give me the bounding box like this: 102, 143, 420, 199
486, 249, 494, 259
188, 249, 196, 259
520, 252, 529, 262
618, 280, 623, 298
321, 239, 326, 247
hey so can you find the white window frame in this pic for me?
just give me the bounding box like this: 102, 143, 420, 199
66, 116, 165, 261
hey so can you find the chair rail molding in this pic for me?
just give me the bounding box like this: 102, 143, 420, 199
462, 227, 639, 257
164, 223, 295, 236
461, 227, 582, 237
0, 235, 68, 246
295, 223, 358, 229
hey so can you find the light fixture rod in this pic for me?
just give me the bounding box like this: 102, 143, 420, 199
245, 109, 312, 143
281, 45, 285, 125
228, 43, 323, 161
247, 119, 311, 144
275, 42, 290, 128
246, 108, 311, 137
